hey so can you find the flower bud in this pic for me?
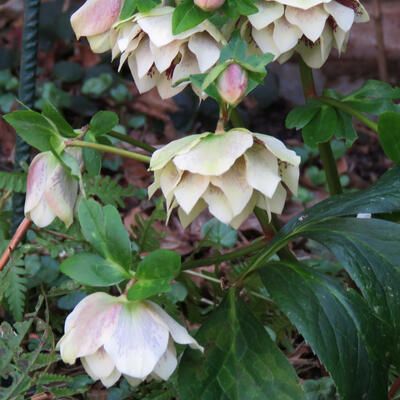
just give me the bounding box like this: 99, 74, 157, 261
194, 0, 226, 11
217, 63, 248, 106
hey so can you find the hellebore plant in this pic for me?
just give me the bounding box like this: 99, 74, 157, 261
5, 1, 400, 400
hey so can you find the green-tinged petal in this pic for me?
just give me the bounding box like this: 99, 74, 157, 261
100, 368, 122, 388
202, 185, 234, 224
150, 133, 211, 171
253, 133, 301, 166
148, 170, 161, 199
151, 339, 177, 381
248, 1, 284, 30
257, 184, 287, 215
166, 199, 179, 223
160, 161, 183, 209
174, 173, 210, 214
124, 375, 144, 387
285, 5, 329, 42
81, 347, 116, 380
173, 130, 253, 176
230, 193, 258, 229
146, 301, 204, 352
104, 302, 169, 379
211, 157, 253, 215
354, 1, 369, 23
87, 32, 112, 53
244, 144, 281, 198
178, 199, 207, 229
280, 163, 299, 195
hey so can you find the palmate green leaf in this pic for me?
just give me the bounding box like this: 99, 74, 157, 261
378, 111, 400, 162
172, 0, 212, 35
259, 262, 388, 400
178, 289, 306, 400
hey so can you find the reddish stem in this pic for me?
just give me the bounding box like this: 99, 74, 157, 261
0, 217, 32, 271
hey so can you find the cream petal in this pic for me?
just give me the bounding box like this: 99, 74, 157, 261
160, 161, 183, 209
252, 25, 280, 58
145, 301, 204, 351
87, 31, 112, 53
157, 74, 186, 99
324, 1, 354, 32
166, 199, 179, 223
274, 0, 330, 10
211, 157, 253, 216
71, 0, 121, 38
253, 133, 301, 167
44, 165, 78, 228
128, 54, 159, 94
230, 193, 258, 230
333, 27, 348, 53
178, 199, 207, 229
248, 1, 284, 30
269, 184, 287, 214
202, 185, 233, 224
104, 303, 169, 379
25, 152, 53, 214
150, 133, 211, 171
273, 17, 302, 53
280, 163, 299, 195
118, 32, 145, 70
277, 49, 295, 64
58, 293, 121, 364
116, 22, 141, 53
151, 339, 177, 381
285, 5, 329, 42
135, 38, 155, 79
188, 33, 220, 73
173, 130, 253, 176
151, 40, 181, 73
174, 173, 210, 214
354, 1, 369, 23
171, 46, 201, 85
124, 375, 144, 387
245, 144, 281, 199
137, 12, 175, 48
29, 194, 56, 228
148, 170, 161, 199
100, 368, 122, 388
81, 347, 116, 380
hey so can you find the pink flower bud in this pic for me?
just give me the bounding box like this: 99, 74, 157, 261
194, 0, 226, 11
216, 63, 248, 106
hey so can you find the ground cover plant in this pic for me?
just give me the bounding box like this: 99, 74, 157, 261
0, 0, 400, 399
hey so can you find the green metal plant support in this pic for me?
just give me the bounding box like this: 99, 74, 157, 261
12, 0, 41, 232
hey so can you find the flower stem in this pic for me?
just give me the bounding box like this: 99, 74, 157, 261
317, 96, 378, 132
298, 59, 342, 196
108, 131, 156, 153
67, 140, 151, 164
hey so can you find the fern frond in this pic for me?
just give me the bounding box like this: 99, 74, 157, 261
36, 373, 73, 385
0, 171, 27, 193
84, 175, 134, 207
4, 264, 27, 321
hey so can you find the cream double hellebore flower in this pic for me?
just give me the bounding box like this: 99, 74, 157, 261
247, 0, 369, 68
25, 150, 80, 228
110, 7, 226, 99
71, 0, 122, 53
58, 293, 203, 388
149, 128, 300, 229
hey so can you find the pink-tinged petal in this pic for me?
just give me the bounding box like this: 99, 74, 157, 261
25, 152, 54, 214
151, 339, 177, 380
58, 293, 122, 364
145, 301, 204, 352
81, 347, 116, 381
104, 302, 169, 379
71, 0, 121, 39
28, 195, 56, 228
44, 164, 78, 228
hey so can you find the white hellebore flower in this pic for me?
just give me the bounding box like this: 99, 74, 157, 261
71, 0, 122, 53
57, 293, 203, 388
110, 7, 226, 99
247, 0, 369, 68
25, 150, 80, 228
149, 128, 300, 229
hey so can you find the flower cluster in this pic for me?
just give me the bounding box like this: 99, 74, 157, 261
58, 292, 203, 388
149, 128, 300, 228
246, 0, 369, 68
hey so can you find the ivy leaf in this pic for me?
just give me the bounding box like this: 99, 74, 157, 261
260, 262, 388, 400
178, 289, 306, 400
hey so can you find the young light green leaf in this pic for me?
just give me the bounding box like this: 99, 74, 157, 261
127, 278, 172, 301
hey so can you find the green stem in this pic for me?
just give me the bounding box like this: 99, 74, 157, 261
298, 59, 342, 196
182, 240, 265, 270
67, 140, 151, 164
230, 108, 244, 128
317, 96, 378, 132
108, 130, 156, 153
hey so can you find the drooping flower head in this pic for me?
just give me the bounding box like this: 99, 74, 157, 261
149, 128, 300, 229
25, 150, 81, 228
245, 0, 369, 68
58, 292, 203, 388
110, 7, 226, 99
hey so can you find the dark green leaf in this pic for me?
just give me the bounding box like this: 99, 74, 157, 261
41, 101, 76, 138
286, 104, 321, 130
136, 249, 181, 280
83, 131, 102, 176
137, 0, 161, 12
172, 0, 211, 35
378, 111, 400, 162
119, 0, 138, 20
60, 253, 128, 286
219, 31, 247, 63
259, 262, 388, 400
178, 289, 306, 400
3, 110, 61, 152
90, 111, 119, 136
201, 218, 238, 248
333, 109, 357, 146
